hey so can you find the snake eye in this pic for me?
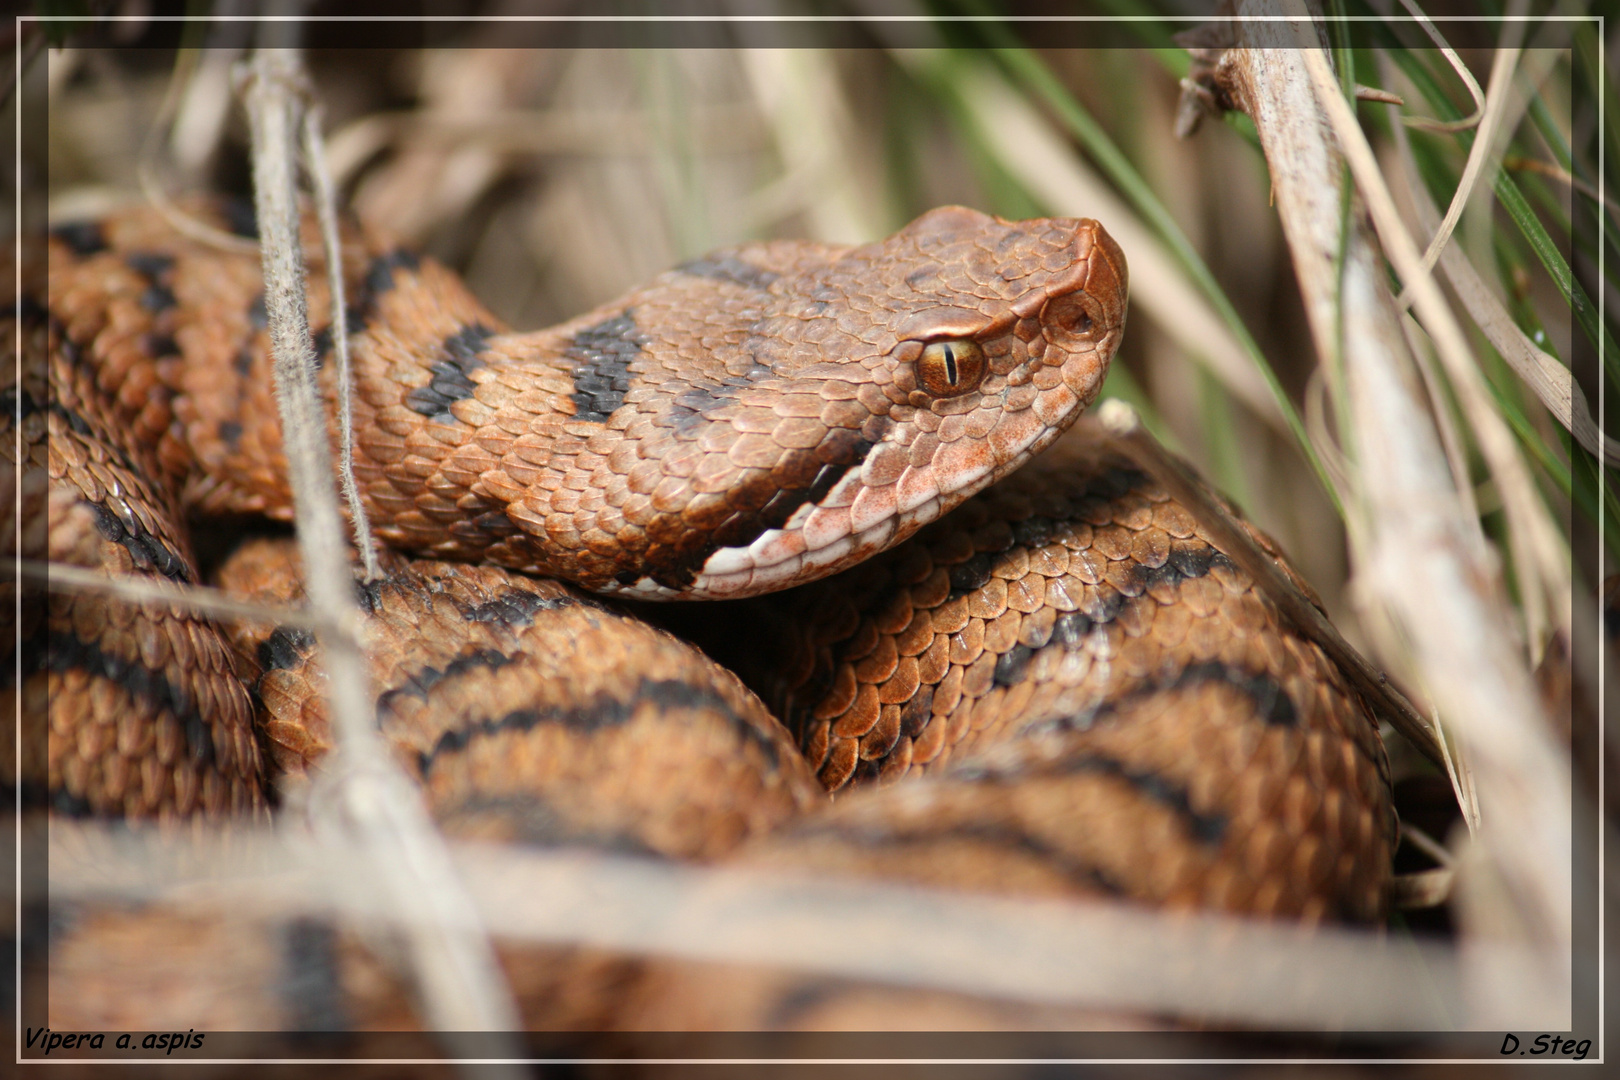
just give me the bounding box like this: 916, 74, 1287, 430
916, 339, 987, 398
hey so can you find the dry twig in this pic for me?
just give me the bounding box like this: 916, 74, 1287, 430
49, 819, 1573, 1031
235, 48, 521, 1042
1221, 0, 1571, 1026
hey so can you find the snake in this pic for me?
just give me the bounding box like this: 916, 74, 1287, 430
21, 197, 1395, 1033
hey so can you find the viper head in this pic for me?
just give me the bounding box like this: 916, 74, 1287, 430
592, 206, 1127, 600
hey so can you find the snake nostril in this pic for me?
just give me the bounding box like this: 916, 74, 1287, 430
1043, 294, 1094, 339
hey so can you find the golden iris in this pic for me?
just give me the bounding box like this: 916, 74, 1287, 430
916, 339, 986, 398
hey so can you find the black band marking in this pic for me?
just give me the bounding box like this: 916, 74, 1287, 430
49, 398, 103, 442
376, 648, 516, 717
125, 252, 177, 314
415, 677, 780, 775
459, 588, 576, 627
5, 294, 49, 325
675, 255, 780, 291
51, 221, 108, 256
566, 312, 647, 422
436, 792, 663, 855
993, 643, 1034, 687
248, 294, 269, 331
46, 630, 216, 768
1131, 546, 1236, 593
139, 284, 177, 314
365, 249, 420, 296
51, 789, 96, 817
124, 252, 175, 280
948, 551, 995, 597
0, 384, 39, 422
219, 196, 259, 240
956, 750, 1228, 847
1039, 661, 1300, 736
788, 818, 1131, 896
143, 333, 180, 358
84, 501, 192, 584
279, 918, 349, 1033
1063, 754, 1228, 844
258, 626, 316, 672
406, 322, 493, 420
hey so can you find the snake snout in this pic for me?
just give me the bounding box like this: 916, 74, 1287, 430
1076, 219, 1129, 346
1037, 219, 1127, 405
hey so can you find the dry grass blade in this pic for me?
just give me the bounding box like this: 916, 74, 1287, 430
1226, 0, 1570, 1026
48, 820, 1577, 1031
1309, 34, 1572, 659
136, 45, 258, 255
301, 102, 381, 581
235, 48, 521, 1042
28, 560, 333, 636
1391, 868, 1454, 910
1389, 83, 1617, 466
1395, 38, 1521, 307
1397, 309, 1482, 526
1506, 154, 1619, 215
1392, 0, 1487, 133
739, 49, 881, 243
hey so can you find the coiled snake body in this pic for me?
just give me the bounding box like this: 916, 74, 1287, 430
25, 199, 1393, 1032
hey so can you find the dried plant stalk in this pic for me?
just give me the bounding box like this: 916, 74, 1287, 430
51, 820, 1582, 1031
25, 560, 329, 635
1221, 0, 1571, 1027
300, 101, 381, 581
235, 48, 520, 1041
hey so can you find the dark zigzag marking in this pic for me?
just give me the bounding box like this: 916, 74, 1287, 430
978, 552, 1239, 690
258, 626, 315, 672
459, 588, 580, 626
415, 677, 782, 775
434, 792, 663, 856
47, 400, 158, 489
84, 501, 191, 584
375, 648, 516, 717
1046, 660, 1300, 732
365, 249, 420, 297
778, 818, 1131, 895
50, 220, 108, 256
952, 750, 1229, 846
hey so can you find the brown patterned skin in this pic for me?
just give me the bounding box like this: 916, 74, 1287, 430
33, 198, 1121, 820
29, 297, 267, 819
45, 202, 1128, 600
41, 423, 1395, 1031
215, 538, 823, 860
670, 423, 1394, 923
31, 199, 1397, 1033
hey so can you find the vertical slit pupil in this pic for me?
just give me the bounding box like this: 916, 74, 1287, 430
943, 344, 958, 385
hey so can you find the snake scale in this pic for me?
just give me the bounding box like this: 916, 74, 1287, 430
21, 197, 1394, 1034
